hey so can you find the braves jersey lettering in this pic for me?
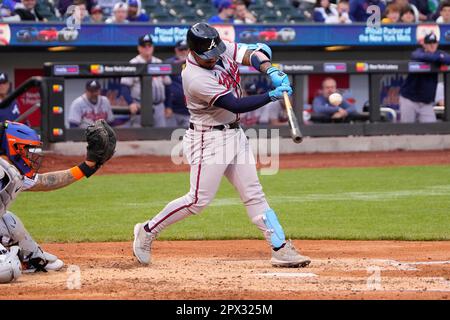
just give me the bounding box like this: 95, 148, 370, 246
217, 58, 240, 91
80, 110, 109, 123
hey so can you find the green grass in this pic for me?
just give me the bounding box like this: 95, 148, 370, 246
10, 165, 450, 242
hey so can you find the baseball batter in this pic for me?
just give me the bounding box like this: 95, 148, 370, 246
133, 23, 310, 268
0, 120, 116, 283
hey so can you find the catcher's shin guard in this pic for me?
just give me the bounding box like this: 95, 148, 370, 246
0, 212, 63, 272
1, 212, 40, 258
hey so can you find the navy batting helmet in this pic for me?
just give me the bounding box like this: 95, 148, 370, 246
187, 23, 226, 60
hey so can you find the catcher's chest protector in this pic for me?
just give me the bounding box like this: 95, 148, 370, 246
0, 158, 24, 217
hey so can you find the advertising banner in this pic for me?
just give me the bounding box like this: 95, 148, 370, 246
2, 23, 450, 47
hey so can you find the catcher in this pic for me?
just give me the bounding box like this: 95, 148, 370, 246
0, 119, 116, 283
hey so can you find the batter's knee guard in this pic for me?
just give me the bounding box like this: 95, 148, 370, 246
251, 208, 286, 248
1, 212, 41, 259
0, 245, 22, 284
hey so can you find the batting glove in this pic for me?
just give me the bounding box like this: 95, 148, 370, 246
266, 66, 290, 87
269, 85, 292, 101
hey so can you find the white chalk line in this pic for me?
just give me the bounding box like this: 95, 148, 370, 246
254, 259, 450, 293
408, 260, 450, 266
375, 259, 450, 270
125, 185, 450, 207
351, 288, 450, 293
257, 272, 318, 278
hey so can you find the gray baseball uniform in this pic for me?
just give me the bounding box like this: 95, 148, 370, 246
0, 158, 41, 258
68, 94, 114, 128
399, 95, 437, 123
143, 41, 274, 246
120, 55, 171, 127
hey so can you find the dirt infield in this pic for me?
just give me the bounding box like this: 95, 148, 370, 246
5, 150, 448, 300
3, 240, 450, 300
40, 150, 450, 174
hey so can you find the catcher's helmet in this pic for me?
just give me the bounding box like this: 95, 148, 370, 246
0, 121, 42, 178
187, 23, 226, 60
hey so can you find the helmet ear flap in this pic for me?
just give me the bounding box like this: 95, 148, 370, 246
0, 121, 42, 177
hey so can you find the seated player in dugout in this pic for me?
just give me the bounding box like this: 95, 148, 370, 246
133, 23, 311, 268
0, 72, 21, 123
68, 80, 115, 128
311, 77, 365, 123
0, 120, 115, 284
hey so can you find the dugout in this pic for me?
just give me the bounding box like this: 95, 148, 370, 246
1, 23, 450, 145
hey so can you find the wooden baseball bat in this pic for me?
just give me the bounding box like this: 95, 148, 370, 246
282, 91, 303, 144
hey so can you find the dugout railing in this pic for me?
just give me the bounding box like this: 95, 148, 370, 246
2, 60, 450, 145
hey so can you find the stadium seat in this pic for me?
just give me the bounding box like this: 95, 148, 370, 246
147, 6, 169, 16
142, 0, 159, 9
297, 0, 315, 21
168, 4, 186, 16
195, 5, 215, 18
260, 13, 282, 23
251, 0, 266, 6
265, 1, 276, 9
179, 13, 198, 23
277, 4, 295, 15
151, 12, 174, 23
249, 5, 265, 18
195, 3, 214, 11
287, 11, 307, 23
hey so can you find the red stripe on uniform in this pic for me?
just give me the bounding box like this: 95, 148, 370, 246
194, 133, 204, 203
233, 42, 237, 61
148, 133, 205, 233
209, 89, 231, 107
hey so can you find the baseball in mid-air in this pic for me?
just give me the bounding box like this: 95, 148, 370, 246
328, 93, 343, 106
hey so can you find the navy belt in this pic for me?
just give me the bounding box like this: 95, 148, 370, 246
189, 121, 240, 131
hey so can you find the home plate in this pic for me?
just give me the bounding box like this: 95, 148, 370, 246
258, 272, 318, 278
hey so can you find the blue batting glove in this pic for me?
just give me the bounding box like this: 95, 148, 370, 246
269, 85, 292, 101
266, 66, 290, 87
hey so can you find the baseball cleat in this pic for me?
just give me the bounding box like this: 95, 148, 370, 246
271, 240, 311, 268
22, 250, 65, 273
133, 223, 155, 265
44, 258, 64, 271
